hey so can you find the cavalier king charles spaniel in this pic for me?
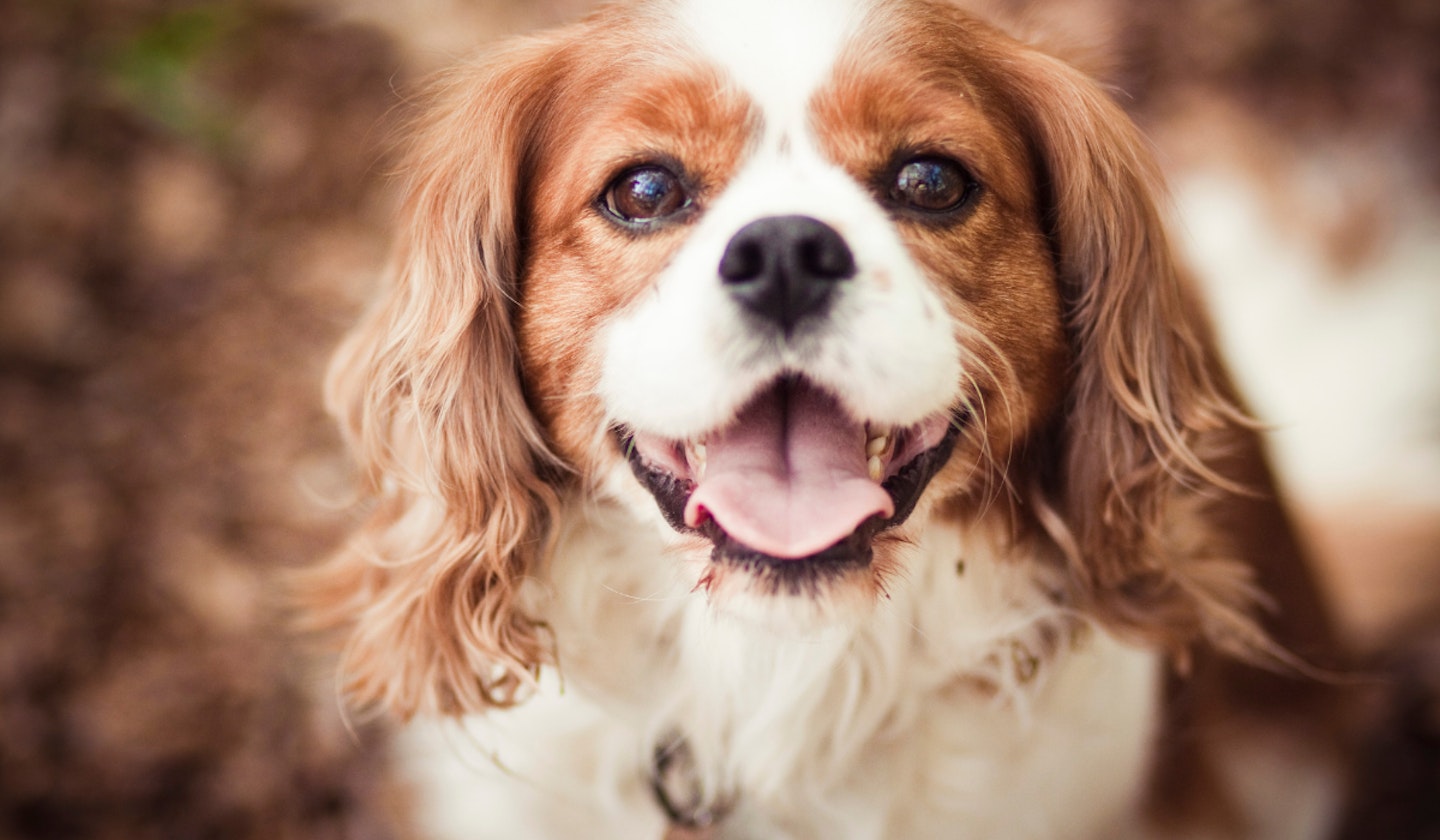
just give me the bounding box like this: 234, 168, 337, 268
303, 0, 1350, 836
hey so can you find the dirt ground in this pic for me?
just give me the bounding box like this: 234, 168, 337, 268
0, 0, 1435, 838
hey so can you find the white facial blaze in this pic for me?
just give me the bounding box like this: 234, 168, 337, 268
676, 0, 866, 137
598, 0, 962, 439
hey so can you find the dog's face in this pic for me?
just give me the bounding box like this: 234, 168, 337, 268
314, 0, 1249, 713
517, 0, 1068, 619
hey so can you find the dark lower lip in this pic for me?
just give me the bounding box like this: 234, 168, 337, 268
617, 408, 968, 593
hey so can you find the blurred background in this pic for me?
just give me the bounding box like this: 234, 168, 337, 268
0, 0, 1435, 837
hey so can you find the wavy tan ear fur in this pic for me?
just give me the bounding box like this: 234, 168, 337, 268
297, 38, 570, 719
995, 48, 1287, 666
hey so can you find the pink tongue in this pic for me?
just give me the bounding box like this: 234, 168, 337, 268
684, 380, 894, 559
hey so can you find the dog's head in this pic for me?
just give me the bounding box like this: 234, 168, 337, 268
307, 0, 1255, 717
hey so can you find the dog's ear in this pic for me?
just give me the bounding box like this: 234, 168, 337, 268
1000, 49, 1281, 664
298, 39, 569, 718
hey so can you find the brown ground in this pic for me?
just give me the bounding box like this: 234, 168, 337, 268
0, 0, 1435, 838
0, 1, 407, 836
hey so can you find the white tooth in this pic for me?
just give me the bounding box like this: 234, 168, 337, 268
687, 441, 706, 480
866, 434, 889, 458
867, 455, 883, 482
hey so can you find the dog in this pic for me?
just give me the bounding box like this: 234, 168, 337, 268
301, 0, 1350, 836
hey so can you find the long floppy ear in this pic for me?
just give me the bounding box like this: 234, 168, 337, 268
999, 49, 1292, 666
298, 39, 569, 719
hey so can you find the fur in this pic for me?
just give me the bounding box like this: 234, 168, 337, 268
300, 0, 1348, 836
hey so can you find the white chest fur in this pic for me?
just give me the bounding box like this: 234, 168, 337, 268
397, 502, 1162, 840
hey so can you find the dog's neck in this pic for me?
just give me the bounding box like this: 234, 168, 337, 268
532, 495, 1154, 836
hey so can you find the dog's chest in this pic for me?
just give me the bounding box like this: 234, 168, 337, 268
400, 508, 1164, 840
572, 506, 1163, 837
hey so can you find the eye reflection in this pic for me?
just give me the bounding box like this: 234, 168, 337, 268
890, 157, 975, 213
602, 165, 690, 225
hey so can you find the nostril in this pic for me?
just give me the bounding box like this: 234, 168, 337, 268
719, 239, 765, 283
798, 234, 854, 279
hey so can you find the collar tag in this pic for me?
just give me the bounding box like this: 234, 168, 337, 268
651, 736, 730, 831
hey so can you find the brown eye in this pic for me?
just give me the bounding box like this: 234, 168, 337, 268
602, 165, 690, 225
889, 156, 976, 213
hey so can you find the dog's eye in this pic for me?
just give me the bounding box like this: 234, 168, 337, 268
602, 165, 690, 225
889, 156, 976, 214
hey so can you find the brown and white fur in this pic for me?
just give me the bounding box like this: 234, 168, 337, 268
302, 0, 1349, 836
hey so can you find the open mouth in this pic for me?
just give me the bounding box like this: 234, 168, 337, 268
617, 376, 965, 591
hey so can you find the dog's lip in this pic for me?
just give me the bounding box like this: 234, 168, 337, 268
615, 386, 967, 570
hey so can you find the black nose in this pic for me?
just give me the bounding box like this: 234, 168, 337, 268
718, 215, 856, 334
